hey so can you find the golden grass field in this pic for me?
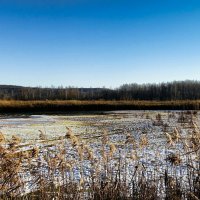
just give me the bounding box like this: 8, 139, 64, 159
0, 100, 200, 113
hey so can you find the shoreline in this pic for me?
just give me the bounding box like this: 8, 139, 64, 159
0, 100, 199, 114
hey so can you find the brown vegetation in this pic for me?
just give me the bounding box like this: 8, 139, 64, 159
0, 100, 200, 113
0, 111, 200, 199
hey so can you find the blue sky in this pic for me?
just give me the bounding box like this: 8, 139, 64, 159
0, 0, 200, 88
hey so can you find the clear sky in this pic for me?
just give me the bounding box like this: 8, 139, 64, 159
0, 0, 200, 88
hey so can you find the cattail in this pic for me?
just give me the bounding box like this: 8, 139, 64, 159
190, 136, 200, 149
39, 130, 46, 140
156, 113, 162, 121
84, 145, 94, 160
65, 127, 79, 146
31, 147, 39, 158
191, 121, 199, 130
8, 135, 21, 150
183, 140, 190, 149
61, 162, 72, 171
20, 151, 29, 159
173, 128, 180, 142
165, 133, 174, 146
79, 177, 84, 186
0, 145, 6, 154
102, 130, 108, 145
71, 136, 79, 147
101, 147, 107, 163
125, 133, 135, 144
0, 132, 5, 144
166, 153, 181, 165
130, 150, 138, 160
12, 135, 21, 145
109, 143, 117, 157
15, 150, 28, 160
77, 145, 84, 161
65, 127, 74, 139
58, 136, 64, 140
87, 150, 94, 160
48, 157, 58, 169
139, 134, 148, 148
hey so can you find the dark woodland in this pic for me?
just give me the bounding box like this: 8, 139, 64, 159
1, 80, 200, 101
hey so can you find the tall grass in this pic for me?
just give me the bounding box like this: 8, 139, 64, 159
0, 111, 200, 199
0, 100, 200, 113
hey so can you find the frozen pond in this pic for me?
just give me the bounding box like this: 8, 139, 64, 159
1, 110, 198, 139
1, 110, 200, 198
1, 110, 199, 172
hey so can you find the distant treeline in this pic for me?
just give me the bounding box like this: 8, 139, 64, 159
1, 80, 200, 101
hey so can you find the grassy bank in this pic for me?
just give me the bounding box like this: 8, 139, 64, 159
0, 100, 200, 113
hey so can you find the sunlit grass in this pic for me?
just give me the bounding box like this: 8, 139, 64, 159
0, 100, 200, 113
